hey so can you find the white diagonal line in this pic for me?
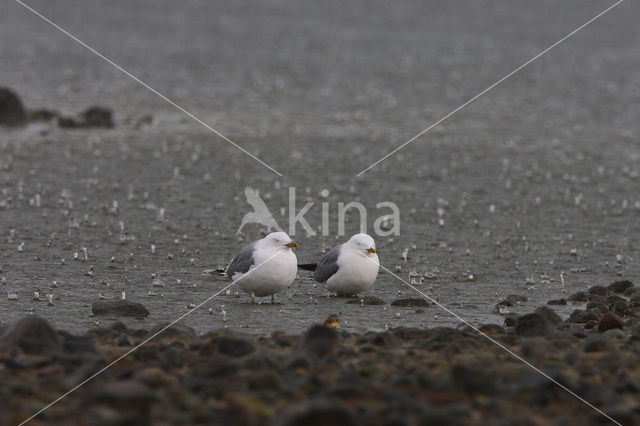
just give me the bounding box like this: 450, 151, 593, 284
17, 250, 286, 425
356, 0, 624, 176
15, 0, 284, 177
372, 259, 621, 426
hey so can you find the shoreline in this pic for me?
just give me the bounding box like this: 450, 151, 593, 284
2, 282, 639, 425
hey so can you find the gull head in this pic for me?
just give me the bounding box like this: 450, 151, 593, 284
264, 231, 299, 249
347, 233, 376, 255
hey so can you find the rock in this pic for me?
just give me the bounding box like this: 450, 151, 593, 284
547, 298, 567, 305
609, 301, 630, 317
587, 285, 609, 298
283, 402, 355, 426
58, 331, 97, 354
81, 106, 114, 128
597, 312, 623, 333
534, 306, 563, 325
0, 87, 27, 127
515, 313, 553, 337
146, 322, 195, 341
216, 337, 255, 357
92, 300, 150, 317
568, 309, 600, 323
585, 301, 609, 314
345, 296, 385, 305
567, 291, 588, 302
478, 324, 505, 335
493, 300, 514, 314
451, 364, 495, 394
391, 298, 430, 307
504, 315, 518, 327
303, 325, 339, 357
582, 334, 613, 352
29, 108, 60, 122
506, 294, 528, 303
622, 287, 637, 297
0, 316, 60, 355
606, 295, 626, 305
607, 280, 634, 294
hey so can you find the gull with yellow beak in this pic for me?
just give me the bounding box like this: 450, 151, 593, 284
226, 232, 299, 303
306, 233, 379, 296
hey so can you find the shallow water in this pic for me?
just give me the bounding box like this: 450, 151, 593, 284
1, 0, 639, 334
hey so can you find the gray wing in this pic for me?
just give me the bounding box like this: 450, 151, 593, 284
313, 244, 342, 283
226, 241, 257, 279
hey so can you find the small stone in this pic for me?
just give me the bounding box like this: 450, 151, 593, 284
391, 298, 430, 307
515, 313, 553, 337
345, 296, 385, 305
303, 325, 339, 358
534, 306, 563, 325
597, 312, 623, 333
585, 300, 609, 314
92, 300, 150, 317
504, 315, 518, 327
0, 87, 27, 127
607, 280, 634, 294
567, 291, 588, 302
547, 298, 567, 306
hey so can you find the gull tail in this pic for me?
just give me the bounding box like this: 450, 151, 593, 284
203, 267, 227, 276
297, 263, 318, 271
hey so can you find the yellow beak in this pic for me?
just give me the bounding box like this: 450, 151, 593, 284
285, 241, 299, 248
367, 247, 376, 253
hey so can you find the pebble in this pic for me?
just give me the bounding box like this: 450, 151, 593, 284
567, 291, 588, 302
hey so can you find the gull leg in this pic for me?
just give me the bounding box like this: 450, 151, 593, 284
271, 294, 276, 304
251, 292, 256, 304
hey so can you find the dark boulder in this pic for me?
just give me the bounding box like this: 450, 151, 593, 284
582, 334, 613, 352
534, 306, 563, 325
391, 298, 430, 307
92, 300, 150, 317
547, 298, 567, 306
345, 296, 385, 305
587, 285, 609, 298
597, 312, 623, 333
0, 87, 27, 127
216, 337, 255, 357
567, 291, 588, 302
0, 316, 60, 355
81, 106, 114, 128
303, 325, 339, 358
515, 313, 553, 337
568, 309, 600, 323
607, 280, 634, 294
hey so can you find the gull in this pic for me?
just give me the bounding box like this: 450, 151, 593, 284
301, 234, 379, 296
226, 232, 299, 303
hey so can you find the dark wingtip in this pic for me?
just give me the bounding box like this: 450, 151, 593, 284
298, 263, 318, 271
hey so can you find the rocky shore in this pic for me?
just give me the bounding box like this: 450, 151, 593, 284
1, 281, 639, 425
